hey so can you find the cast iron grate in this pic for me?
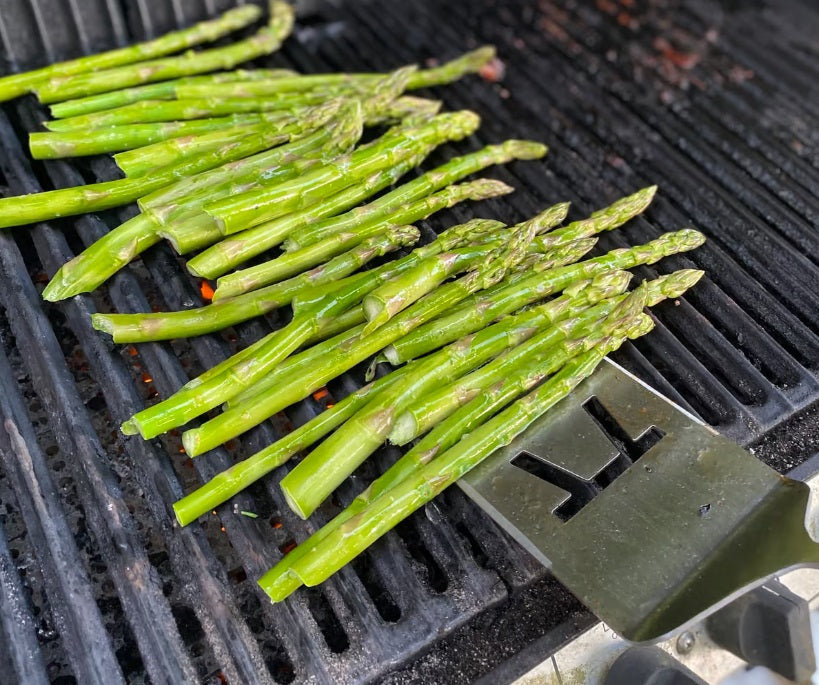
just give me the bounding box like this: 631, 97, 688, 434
0, 0, 816, 683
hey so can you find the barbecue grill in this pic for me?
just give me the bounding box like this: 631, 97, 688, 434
0, 0, 817, 683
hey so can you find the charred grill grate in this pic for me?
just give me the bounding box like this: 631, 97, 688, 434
0, 0, 817, 683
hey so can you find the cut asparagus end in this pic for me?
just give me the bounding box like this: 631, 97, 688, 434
280, 482, 311, 521
120, 419, 139, 436
362, 296, 385, 326
388, 412, 418, 446
90, 314, 115, 336
258, 567, 302, 602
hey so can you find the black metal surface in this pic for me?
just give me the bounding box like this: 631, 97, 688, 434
0, 0, 816, 683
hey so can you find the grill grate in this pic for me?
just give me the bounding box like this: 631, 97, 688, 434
0, 0, 817, 683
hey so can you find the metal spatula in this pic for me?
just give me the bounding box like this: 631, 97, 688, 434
459, 359, 819, 642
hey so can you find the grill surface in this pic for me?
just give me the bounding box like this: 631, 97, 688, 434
0, 0, 817, 683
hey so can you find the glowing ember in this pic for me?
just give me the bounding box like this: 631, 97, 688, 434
312, 387, 329, 401
279, 540, 298, 555
479, 57, 506, 83
200, 280, 215, 301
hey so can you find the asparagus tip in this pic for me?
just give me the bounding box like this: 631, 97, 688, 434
388, 412, 417, 446
502, 139, 548, 160
464, 178, 515, 200
646, 268, 705, 303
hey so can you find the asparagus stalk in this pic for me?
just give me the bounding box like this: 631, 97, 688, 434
140, 99, 351, 212
114, 121, 284, 178
389, 269, 705, 444
172, 366, 412, 526
406, 46, 497, 88
201, 110, 481, 237
125, 225, 421, 439
173, 46, 495, 100
91, 227, 421, 343
189, 153, 421, 274
179, 222, 538, 456
267, 314, 656, 594
260, 275, 681, 599
43, 97, 303, 131
35, 2, 295, 104
283, 140, 548, 251
30, 112, 288, 159
232, 236, 599, 410
277, 267, 635, 519
375, 96, 442, 123
0, 5, 264, 102
176, 220, 505, 401
42, 106, 345, 301
211, 178, 514, 300
189, 126, 483, 282
0, 120, 296, 229
360, 203, 568, 334
49, 68, 296, 119
383, 228, 706, 364
532, 185, 658, 251
44, 62, 411, 133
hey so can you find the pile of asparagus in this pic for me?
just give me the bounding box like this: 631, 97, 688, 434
0, 2, 708, 600
101, 187, 704, 600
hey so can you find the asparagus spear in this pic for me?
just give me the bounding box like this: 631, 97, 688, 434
200, 110, 482, 239
228, 236, 599, 410
188, 112, 483, 279
34, 2, 295, 103
42, 105, 345, 301
125, 224, 423, 439
188, 154, 418, 272
44, 95, 326, 131
0, 108, 310, 229
279, 268, 636, 519
179, 223, 540, 456
382, 228, 705, 364
0, 5, 263, 102
189, 220, 503, 396
139, 99, 350, 212
211, 178, 514, 300
91, 227, 421, 343
30, 112, 289, 159
283, 140, 548, 251
268, 314, 656, 594
49, 68, 296, 119
261, 272, 697, 599
359, 203, 568, 334
389, 269, 705, 444
532, 185, 658, 251
172, 366, 413, 527
173, 46, 495, 100
43, 61, 412, 133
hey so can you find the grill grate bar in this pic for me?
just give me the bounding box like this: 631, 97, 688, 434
0, 344, 122, 684
562, 2, 819, 262
0, 501, 50, 685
